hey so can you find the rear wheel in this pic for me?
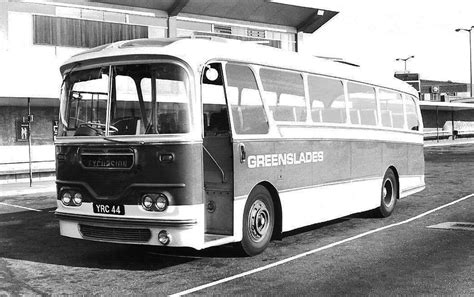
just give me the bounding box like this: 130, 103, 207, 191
240, 185, 274, 256
376, 169, 398, 217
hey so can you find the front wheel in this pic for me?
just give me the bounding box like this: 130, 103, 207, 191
375, 169, 399, 217
240, 185, 274, 256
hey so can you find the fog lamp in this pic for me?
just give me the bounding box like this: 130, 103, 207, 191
155, 194, 169, 212
158, 230, 171, 245
142, 195, 153, 210
73, 192, 83, 206
61, 192, 72, 206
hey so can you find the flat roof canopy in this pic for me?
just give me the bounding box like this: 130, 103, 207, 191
90, 0, 338, 33
420, 101, 474, 111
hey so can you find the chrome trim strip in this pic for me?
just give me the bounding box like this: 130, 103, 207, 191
277, 176, 382, 194
55, 138, 203, 145
234, 175, 425, 200
230, 136, 423, 145
55, 211, 197, 227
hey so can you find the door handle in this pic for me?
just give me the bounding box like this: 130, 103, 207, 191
239, 143, 246, 164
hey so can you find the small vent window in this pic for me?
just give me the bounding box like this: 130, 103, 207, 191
247, 29, 265, 38
214, 25, 232, 35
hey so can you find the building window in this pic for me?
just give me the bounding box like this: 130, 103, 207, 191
247, 29, 265, 38
194, 31, 281, 49
33, 15, 148, 48
213, 25, 232, 35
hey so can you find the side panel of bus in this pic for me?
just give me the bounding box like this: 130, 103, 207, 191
222, 61, 424, 238
232, 135, 422, 234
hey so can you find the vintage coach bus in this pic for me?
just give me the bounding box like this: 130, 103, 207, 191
55, 38, 425, 255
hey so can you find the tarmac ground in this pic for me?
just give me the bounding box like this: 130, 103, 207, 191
0, 143, 473, 295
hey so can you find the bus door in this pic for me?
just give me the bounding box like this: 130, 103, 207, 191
224, 63, 272, 236
202, 63, 234, 238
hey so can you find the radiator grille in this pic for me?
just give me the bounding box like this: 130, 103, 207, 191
80, 224, 151, 242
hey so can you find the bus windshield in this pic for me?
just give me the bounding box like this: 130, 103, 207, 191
59, 63, 191, 137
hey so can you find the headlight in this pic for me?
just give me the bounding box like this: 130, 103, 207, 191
61, 192, 72, 206
73, 192, 83, 206
141, 193, 169, 212
60, 188, 85, 207
142, 195, 154, 210
155, 194, 168, 212
158, 230, 171, 245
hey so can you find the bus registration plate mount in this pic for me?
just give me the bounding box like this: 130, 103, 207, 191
93, 203, 125, 216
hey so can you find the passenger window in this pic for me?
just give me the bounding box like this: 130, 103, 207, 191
225, 64, 269, 134
379, 89, 404, 129
259, 68, 306, 122
307, 75, 346, 124
347, 82, 377, 126
202, 63, 229, 136
405, 95, 419, 131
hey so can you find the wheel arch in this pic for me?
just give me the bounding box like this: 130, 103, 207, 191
386, 165, 400, 199
258, 181, 282, 240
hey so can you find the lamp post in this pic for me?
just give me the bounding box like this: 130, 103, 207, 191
395, 55, 415, 72
455, 26, 474, 97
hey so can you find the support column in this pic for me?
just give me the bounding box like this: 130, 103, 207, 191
451, 109, 455, 140
0, 2, 8, 50
295, 31, 304, 53
436, 106, 439, 142
168, 16, 177, 38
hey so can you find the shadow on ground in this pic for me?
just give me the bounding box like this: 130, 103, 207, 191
0, 208, 244, 270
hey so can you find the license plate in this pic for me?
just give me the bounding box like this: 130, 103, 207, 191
93, 203, 125, 215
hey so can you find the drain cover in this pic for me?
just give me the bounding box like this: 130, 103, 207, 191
427, 222, 474, 231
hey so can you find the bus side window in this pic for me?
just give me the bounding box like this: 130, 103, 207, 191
308, 75, 346, 124
379, 89, 404, 129
405, 95, 420, 131
347, 82, 377, 126
225, 64, 269, 135
259, 68, 306, 123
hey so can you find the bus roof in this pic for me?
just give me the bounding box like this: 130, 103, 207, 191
61, 38, 418, 97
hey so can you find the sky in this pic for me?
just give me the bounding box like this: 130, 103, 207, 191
290, 0, 474, 83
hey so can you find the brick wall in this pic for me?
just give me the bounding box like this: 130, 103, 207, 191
0, 105, 58, 146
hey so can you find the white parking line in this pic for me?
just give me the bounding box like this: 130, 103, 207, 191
171, 193, 474, 296
0, 202, 42, 212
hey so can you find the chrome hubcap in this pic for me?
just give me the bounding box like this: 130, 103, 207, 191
383, 179, 394, 207
248, 200, 270, 242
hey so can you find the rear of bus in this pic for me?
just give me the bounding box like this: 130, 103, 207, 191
54, 49, 205, 248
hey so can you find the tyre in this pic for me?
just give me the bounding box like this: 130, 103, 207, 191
240, 185, 274, 256
376, 169, 399, 217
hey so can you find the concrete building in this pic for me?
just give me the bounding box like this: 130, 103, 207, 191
395, 72, 474, 141
0, 0, 338, 182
